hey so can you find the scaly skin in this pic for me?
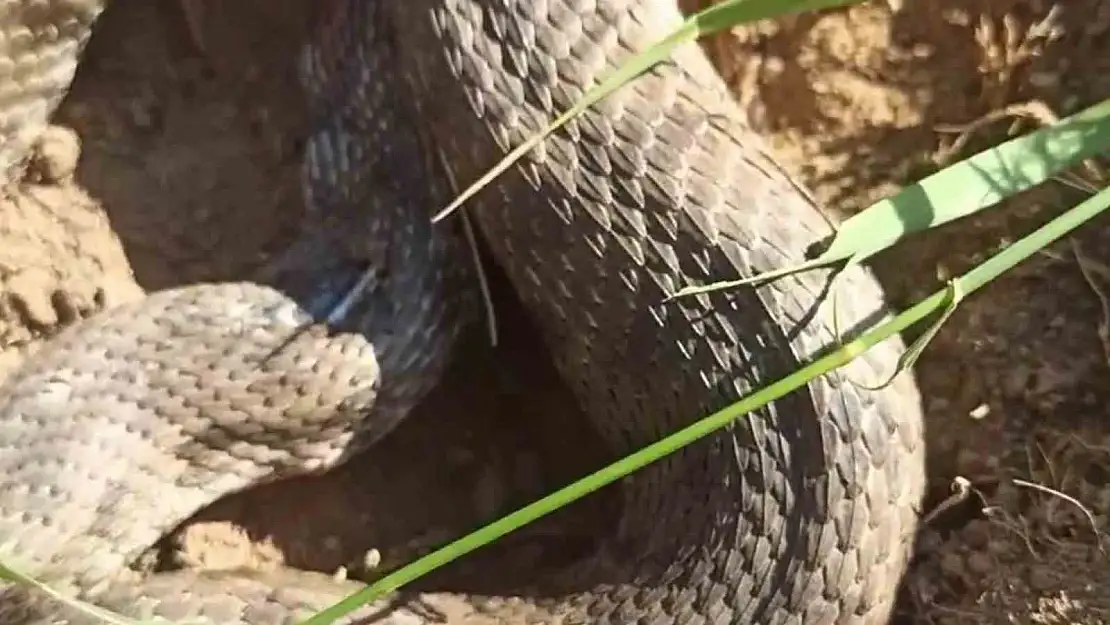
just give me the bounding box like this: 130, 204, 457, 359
0, 1, 927, 624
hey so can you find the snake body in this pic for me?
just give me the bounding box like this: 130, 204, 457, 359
0, 1, 927, 624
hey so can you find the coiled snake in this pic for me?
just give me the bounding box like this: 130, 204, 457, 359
0, 1, 927, 624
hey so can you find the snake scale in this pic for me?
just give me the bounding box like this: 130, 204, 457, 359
0, 0, 927, 624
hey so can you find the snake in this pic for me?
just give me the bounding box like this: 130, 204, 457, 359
0, 0, 927, 624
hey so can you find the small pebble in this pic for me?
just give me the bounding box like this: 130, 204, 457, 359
30, 125, 81, 183
362, 548, 381, 570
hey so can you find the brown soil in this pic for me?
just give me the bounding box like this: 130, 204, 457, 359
2, 1, 1109, 623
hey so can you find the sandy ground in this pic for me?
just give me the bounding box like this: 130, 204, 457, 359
2, 1, 1109, 623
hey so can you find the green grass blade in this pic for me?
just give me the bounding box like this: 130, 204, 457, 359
860, 174, 1109, 391
0, 559, 159, 625
955, 186, 1110, 296
430, 0, 862, 224
819, 100, 1110, 263
859, 280, 963, 391
670, 98, 1110, 298
300, 184, 1110, 625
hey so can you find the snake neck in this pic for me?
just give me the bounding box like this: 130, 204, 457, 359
268, 6, 484, 450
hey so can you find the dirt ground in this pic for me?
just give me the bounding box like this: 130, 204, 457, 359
2, 1, 1109, 623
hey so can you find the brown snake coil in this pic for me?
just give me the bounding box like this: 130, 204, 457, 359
0, 1, 927, 624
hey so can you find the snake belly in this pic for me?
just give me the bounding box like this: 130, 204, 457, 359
0, 0, 928, 624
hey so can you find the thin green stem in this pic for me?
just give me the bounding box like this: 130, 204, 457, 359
301, 186, 1110, 625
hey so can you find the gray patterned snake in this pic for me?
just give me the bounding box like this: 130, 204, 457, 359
0, 1, 926, 623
